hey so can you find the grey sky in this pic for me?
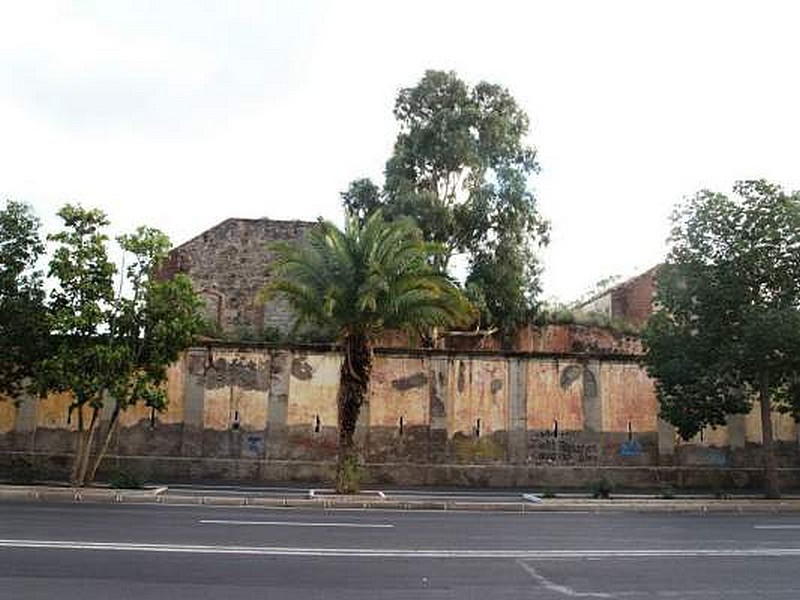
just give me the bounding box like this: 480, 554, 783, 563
1, 0, 798, 301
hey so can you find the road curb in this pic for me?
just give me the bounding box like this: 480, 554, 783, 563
4, 485, 800, 513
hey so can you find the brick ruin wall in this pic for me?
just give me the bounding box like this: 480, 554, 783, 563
160, 218, 315, 337
578, 267, 659, 329
609, 268, 658, 327
3, 344, 799, 490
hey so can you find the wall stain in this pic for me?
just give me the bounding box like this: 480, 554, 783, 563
204, 357, 267, 390
490, 379, 503, 394
291, 357, 314, 381
560, 365, 581, 389
391, 372, 428, 391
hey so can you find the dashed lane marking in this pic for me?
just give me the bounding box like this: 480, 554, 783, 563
199, 519, 394, 528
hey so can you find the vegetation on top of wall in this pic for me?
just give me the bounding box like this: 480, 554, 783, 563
533, 305, 642, 336
198, 323, 338, 346
571, 274, 622, 307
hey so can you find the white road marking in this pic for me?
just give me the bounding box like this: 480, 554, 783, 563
754, 524, 800, 530
517, 559, 612, 598
199, 519, 394, 528
3, 539, 800, 559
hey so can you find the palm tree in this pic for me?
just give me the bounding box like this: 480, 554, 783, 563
268, 212, 471, 493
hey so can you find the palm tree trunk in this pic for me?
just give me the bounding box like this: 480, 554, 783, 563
335, 332, 372, 494
759, 372, 781, 499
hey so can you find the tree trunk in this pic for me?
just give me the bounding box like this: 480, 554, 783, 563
86, 401, 122, 485
70, 405, 86, 486
759, 373, 781, 499
335, 333, 372, 494
75, 407, 100, 487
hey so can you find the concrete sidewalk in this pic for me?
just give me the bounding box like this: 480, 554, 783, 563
3, 483, 800, 513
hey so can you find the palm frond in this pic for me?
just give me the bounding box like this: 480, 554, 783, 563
267, 211, 472, 340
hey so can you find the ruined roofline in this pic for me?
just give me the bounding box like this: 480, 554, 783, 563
185, 340, 645, 363
169, 216, 318, 253
573, 264, 661, 310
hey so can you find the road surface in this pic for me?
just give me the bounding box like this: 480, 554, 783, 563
2, 502, 800, 598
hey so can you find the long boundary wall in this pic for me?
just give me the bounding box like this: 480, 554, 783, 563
2, 344, 799, 489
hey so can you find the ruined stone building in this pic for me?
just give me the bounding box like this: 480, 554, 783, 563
575, 266, 659, 328
161, 217, 315, 337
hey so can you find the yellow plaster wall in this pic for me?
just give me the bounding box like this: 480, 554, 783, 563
118, 360, 188, 427
0, 398, 16, 434
200, 350, 270, 431
369, 356, 429, 427
162, 361, 186, 425
526, 361, 583, 431
35, 392, 85, 430
236, 387, 268, 431
601, 362, 658, 432
745, 402, 797, 443
203, 386, 231, 430
698, 424, 729, 446
286, 353, 340, 428
448, 358, 507, 436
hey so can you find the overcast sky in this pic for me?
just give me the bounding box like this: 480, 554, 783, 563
1, 0, 798, 302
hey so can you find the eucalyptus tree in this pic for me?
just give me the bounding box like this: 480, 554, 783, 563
342, 70, 548, 335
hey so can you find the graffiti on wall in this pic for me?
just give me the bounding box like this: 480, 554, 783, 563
619, 439, 642, 457
529, 430, 599, 465
245, 434, 264, 456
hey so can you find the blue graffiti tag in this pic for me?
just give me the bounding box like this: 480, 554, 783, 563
619, 440, 642, 457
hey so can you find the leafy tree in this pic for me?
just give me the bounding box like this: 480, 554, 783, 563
42, 205, 203, 486
342, 70, 548, 335
643, 180, 800, 498
0, 201, 49, 399
268, 212, 471, 493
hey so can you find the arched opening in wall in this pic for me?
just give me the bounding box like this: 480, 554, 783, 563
199, 289, 224, 330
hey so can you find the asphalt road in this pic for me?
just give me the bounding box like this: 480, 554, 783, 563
2, 502, 800, 599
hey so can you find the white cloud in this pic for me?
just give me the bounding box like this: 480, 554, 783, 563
1, 0, 798, 301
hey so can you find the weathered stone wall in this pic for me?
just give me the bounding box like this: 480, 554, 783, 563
2, 344, 799, 489
161, 218, 315, 336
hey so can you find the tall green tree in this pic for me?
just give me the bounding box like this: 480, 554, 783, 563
42, 205, 203, 486
342, 70, 548, 336
0, 200, 49, 399
268, 212, 471, 493
643, 180, 800, 498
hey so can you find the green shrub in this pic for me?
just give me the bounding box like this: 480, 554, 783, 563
541, 487, 556, 499
109, 470, 144, 489
658, 484, 676, 499
591, 477, 614, 499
